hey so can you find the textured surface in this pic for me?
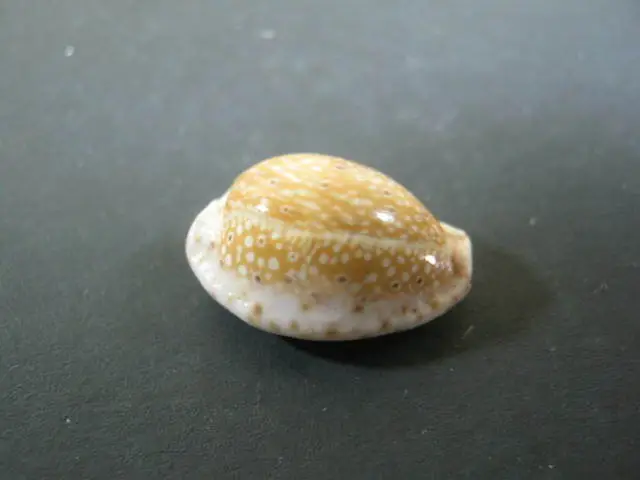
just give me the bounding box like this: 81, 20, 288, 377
225, 154, 445, 242
185, 153, 472, 339
1, 0, 640, 479
220, 154, 452, 294
185, 188, 471, 340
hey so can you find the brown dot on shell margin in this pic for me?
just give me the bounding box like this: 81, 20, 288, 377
325, 326, 340, 338
380, 320, 392, 332
251, 303, 263, 319
268, 321, 281, 332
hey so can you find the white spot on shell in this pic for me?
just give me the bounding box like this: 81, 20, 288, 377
268, 258, 280, 270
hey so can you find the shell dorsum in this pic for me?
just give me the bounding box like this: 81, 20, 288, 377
186, 153, 472, 341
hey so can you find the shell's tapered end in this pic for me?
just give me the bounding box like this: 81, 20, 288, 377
440, 221, 473, 303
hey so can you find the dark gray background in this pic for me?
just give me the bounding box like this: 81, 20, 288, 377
1, 1, 639, 478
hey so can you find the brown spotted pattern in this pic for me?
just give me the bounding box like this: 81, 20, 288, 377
217, 153, 459, 302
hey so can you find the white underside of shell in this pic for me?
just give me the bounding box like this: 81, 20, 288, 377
185, 193, 473, 341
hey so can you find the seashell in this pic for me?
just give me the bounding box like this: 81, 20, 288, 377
185, 153, 472, 341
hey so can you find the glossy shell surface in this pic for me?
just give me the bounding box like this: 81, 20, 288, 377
185, 153, 472, 340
